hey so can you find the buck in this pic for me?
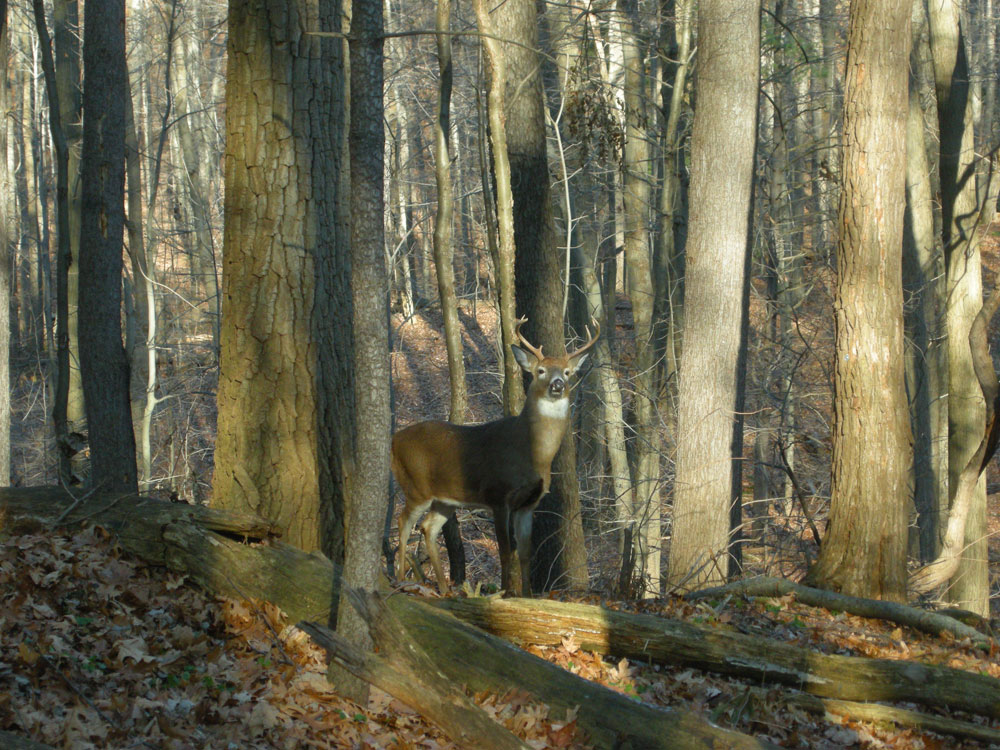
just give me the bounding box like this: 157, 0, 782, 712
391, 317, 599, 597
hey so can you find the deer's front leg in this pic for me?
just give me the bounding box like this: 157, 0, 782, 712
492, 503, 516, 594
512, 506, 534, 597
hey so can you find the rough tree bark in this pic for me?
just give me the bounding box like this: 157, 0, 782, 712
214, 0, 350, 558
807, 0, 912, 601
669, 0, 759, 591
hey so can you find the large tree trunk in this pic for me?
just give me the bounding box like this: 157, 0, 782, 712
77, 0, 137, 494
214, 0, 350, 558
668, 0, 759, 591
808, 0, 912, 601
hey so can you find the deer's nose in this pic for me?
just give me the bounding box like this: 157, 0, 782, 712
549, 378, 565, 396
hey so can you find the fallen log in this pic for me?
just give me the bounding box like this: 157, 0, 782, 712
300, 589, 530, 750
686, 576, 992, 646
781, 693, 1000, 745
428, 597, 1000, 720
0, 487, 773, 749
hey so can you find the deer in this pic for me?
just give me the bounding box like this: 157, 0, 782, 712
391, 317, 599, 597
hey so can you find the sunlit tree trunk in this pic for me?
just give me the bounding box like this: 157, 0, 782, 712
809, 0, 911, 601
474, 0, 524, 417
668, 0, 759, 591
214, 0, 350, 558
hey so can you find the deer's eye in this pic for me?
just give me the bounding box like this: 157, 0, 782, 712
563, 369, 571, 378
537, 368, 546, 377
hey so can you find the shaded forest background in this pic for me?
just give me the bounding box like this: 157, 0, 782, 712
3, 0, 999, 607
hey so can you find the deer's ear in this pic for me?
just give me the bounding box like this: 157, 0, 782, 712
511, 344, 536, 372
568, 352, 589, 376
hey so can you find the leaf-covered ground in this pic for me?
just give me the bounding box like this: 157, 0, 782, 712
2, 524, 999, 749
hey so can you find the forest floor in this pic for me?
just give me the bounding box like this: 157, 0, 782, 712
2, 521, 999, 749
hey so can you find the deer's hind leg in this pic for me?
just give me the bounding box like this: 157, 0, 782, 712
396, 498, 431, 584
420, 502, 457, 593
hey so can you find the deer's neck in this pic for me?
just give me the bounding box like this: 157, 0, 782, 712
518, 395, 571, 485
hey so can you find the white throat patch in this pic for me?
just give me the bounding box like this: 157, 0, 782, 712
537, 397, 569, 419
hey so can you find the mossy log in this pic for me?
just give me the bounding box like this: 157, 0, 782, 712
428, 596, 1000, 720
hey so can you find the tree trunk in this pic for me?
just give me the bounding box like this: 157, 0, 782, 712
431, 596, 1000, 720
489, 0, 587, 592
668, 0, 759, 591
336, 0, 392, 704
902, 11, 947, 561
214, 0, 350, 558
617, 0, 662, 596
0, 0, 9, 485
54, 0, 86, 485
473, 0, 524, 416
173, 24, 219, 352
433, 0, 467, 424
77, 0, 137, 494
302, 596, 532, 750
809, 0, 911, 601
928, 0, 991, 616
432, 0, 470, 589
33, 0, 81, 484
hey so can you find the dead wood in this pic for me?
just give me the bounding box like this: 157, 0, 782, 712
428, 597, 1000, 720
300, 589, 530, 750
781, 693, 1000, 745
685, 576, 992, 645
0, 487, 774, 749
